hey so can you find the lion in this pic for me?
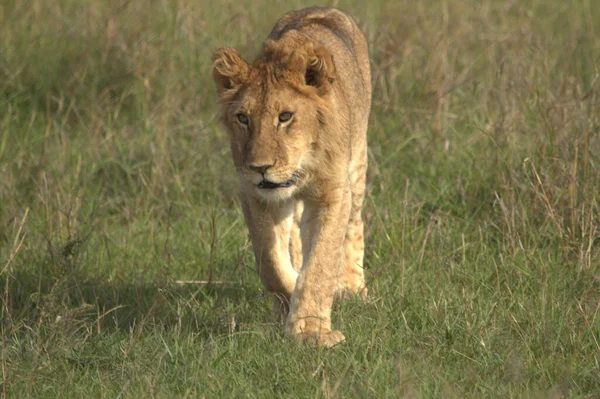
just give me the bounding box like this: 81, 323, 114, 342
211, 7, 371, 347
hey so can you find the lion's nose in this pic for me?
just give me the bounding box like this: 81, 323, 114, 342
248, 164, 273, 174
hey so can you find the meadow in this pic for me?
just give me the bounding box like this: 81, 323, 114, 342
1, 0, 599, 397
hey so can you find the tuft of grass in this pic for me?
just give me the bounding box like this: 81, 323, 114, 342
1, 0, 599, 397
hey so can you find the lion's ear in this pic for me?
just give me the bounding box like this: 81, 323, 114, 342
304, 46, 335, 89
290, 44, 335, 94
212, 47, 249, 96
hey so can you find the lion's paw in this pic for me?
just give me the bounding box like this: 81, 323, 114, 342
334, 285, 368, 303
290, 328, 345, 348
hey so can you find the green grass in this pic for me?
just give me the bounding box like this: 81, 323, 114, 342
1, 0, 599, 397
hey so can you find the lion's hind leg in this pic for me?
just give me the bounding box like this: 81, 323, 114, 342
336, 153, 368, 301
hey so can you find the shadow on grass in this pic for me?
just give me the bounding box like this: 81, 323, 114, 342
2, 266, 256, 339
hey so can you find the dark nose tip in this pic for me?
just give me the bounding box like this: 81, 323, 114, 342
248, 164, 273, 174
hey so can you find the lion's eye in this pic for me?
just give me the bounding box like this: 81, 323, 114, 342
237, 113, 249, 125
278, 112, 293, 123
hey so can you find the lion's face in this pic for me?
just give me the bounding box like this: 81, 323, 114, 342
212, 42, 335, 201
225, 83, 320, 201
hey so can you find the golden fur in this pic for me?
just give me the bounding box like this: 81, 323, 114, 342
212, 7, 371, 347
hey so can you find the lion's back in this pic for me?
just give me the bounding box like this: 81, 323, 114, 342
267, 7, 371, 113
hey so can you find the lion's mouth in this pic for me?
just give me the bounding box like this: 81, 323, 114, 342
257, 173, 299, 189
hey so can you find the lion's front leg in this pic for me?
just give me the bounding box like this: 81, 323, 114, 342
241, 195, 299, 317
285, 188, 351, 347
289, 200, 304, 273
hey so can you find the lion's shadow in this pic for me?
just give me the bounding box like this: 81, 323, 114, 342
3, 268, 262, 338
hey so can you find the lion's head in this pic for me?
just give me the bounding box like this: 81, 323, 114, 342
212, 36, 336, 201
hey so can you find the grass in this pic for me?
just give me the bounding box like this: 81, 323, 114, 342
1, 0, 599, 397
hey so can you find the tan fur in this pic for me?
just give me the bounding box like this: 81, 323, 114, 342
212, 7, 371, 347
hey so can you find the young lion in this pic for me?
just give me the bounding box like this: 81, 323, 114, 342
212, 7, 371, 347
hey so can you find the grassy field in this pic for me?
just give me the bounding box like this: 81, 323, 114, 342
1, 0, 599, 397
